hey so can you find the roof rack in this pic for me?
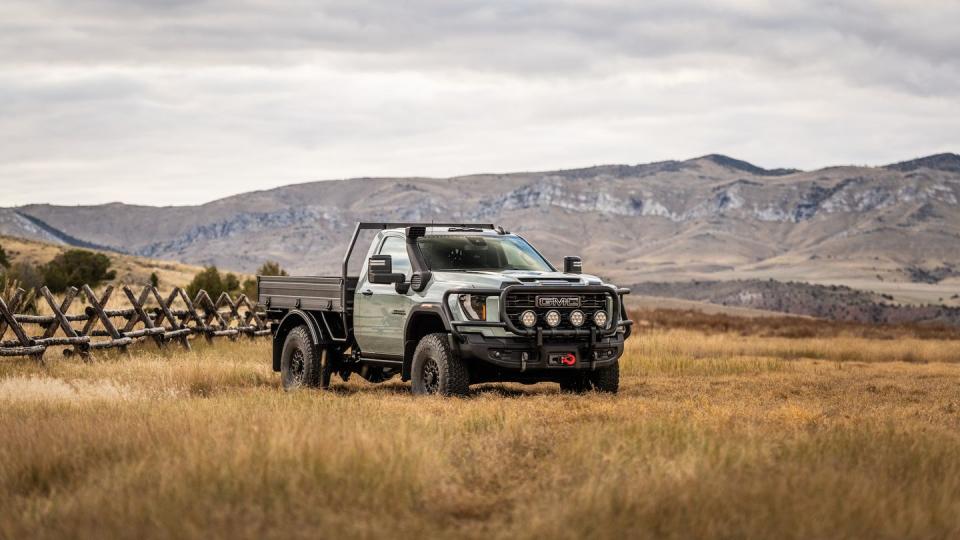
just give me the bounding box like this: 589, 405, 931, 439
354, 222, 496, 231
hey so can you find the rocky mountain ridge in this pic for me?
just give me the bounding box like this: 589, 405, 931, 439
2, 153, 959, 306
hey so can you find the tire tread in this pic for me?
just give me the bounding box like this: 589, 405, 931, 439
281, 325, 322, 390
590, 360, 619, 393
412, 333, 469, 396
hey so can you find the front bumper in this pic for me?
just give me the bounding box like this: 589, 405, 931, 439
441, 284, 632, 372
455, 331, 625, 371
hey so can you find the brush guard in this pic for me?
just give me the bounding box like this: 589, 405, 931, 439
442, 284, 632, 369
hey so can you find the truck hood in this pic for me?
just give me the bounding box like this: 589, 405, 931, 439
430, 270, 609, 290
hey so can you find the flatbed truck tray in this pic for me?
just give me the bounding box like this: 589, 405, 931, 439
257, 275, 357, 312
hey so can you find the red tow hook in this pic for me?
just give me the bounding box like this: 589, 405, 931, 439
560, 353, 576, 366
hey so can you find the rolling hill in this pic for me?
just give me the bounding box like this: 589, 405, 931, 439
0, 235, 208, 289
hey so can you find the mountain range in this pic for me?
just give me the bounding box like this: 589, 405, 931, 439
2, 152, 959, 307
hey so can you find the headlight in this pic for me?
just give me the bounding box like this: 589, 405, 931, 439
569, 310, 585, 327
520, 310, 537, 328
593, 310, 608, 328
458, 294, 487, 321
545, 310, 561, 328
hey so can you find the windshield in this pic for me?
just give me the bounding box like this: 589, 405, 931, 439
417, 235, 554, 272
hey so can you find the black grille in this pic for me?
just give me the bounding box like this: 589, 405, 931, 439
503, 291, 609, 330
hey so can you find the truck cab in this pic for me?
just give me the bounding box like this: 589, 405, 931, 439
258, 222, 632, 395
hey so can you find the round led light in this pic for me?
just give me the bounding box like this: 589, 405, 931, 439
520, 310, 537, 328
545, 310, 561, 328
569, 310, 585, 327
593, 310, 609, 328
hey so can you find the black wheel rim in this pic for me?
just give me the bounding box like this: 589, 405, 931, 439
422, 358, 440, 394
290, 348, 305, 385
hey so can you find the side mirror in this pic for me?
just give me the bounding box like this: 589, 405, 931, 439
368, 255, 405, 285
563, 256, 582, 274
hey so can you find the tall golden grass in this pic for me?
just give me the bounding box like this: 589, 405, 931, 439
2, 331, 959, 539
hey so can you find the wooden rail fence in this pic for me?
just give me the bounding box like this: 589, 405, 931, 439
0, 284, 269, 361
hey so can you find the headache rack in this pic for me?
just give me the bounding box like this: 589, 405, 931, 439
337, 222, 501, 334
340, 222, 498, 282
441, 284, 633, 341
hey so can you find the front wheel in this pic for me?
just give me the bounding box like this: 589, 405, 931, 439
559, 360, 619, 394
411, 333, 469, 396
589, 359, 619, 394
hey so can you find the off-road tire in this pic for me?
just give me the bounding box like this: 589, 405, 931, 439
281, 325, 326, 391
589, 360, 619, 394
559, 360, 619, 394
559, 374, 590, 393
411, 333, 469, 396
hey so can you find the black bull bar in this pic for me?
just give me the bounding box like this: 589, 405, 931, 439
441, 284, 633, 341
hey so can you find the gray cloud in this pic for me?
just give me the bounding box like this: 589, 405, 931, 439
0, 0, 958, 205
3, 0, 958, 92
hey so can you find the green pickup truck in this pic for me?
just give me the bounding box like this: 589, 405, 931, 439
257, 222, 632, 395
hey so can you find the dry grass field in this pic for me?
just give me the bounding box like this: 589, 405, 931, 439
2, 317, 960, 539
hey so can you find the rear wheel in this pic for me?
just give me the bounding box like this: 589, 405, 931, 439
411, 333, 469, 396
281, 325, 332, 390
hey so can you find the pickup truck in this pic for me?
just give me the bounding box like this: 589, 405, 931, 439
257, 222, 632, 395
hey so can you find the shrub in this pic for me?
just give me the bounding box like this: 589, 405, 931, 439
243, 260, 288, 298
0, 244, 9, 269
242, 278, 257, 299
8, 262, 44, 291
257, 261, 288, 277
149, 272, 159, 288
1, 265, 42, 313
1, 273, 38, 312
42, 250, 116, 293
224, 272, 240, 293
186, 266, 240, 300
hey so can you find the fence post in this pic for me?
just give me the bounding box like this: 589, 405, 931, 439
175, 287, 209, 341
0, 294, 45, 361
123, 286, 164, 350
82, 285, 130, 355
194, 290, 228, 341
216, 292, 243, 340
237, 293, 267, 337
150, 286, 191, 351
0, 288, 25, 340
38, 286, 90, 359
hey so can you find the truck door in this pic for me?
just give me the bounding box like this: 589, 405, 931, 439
353, 235, 413, 356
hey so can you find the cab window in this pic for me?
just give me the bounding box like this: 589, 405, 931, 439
377, 236, 412, 278
417, 235, 552, 272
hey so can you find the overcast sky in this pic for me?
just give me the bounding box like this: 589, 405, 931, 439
1, 0, 958, 207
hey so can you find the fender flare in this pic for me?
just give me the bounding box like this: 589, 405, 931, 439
401, 304, 453, 380
404, 304, 452, 333
272, 310, 326, 372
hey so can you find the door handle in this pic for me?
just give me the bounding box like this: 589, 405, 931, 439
361, 289, 373, 296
